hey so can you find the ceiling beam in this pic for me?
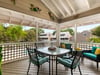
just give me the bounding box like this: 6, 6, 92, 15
59, 0, 71, 16
41, 0, 59, 18
51, 0, 66, 17
66, 0, 75, 14
59, 7, 100, 23
85, 0, 90, 8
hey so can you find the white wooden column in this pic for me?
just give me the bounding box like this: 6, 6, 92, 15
56, 24, 60, 47
74, 24, 77, 49
36, 22, 39, 42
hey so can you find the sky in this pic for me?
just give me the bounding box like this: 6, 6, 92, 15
72, 24, 100, 32
43, 24, 100, 33
4, 23, 100, 33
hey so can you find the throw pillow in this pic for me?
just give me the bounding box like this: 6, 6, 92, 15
61, 43, 65, 48
75, 48, 81, 51
95, 48, 100, 55
60, 43, 63, 48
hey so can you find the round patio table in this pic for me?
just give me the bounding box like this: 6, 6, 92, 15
37, 47, 70, 75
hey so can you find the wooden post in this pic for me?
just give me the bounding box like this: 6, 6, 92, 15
74, 24, 77, 49
36, 22, 39, 42
56, 24, 60, 47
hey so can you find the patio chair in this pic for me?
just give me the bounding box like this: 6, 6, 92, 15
60, 43, 73, 58
26, 47, 49, 75
57, 51, 82, 75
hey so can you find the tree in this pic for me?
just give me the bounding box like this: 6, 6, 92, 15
32, 28, 44, 34
0, 24, 8, 42
6, 25, 26, 42
0, 24, 44, 43
61, 28, 74, 35
24, 28, 36, 42
91, 26, 100, 37
90, 38, 100, 43
24, 28, 44, 42
52, 28, 74, 35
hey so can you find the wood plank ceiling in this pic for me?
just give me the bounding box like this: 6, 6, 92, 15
0, 0, 100, 29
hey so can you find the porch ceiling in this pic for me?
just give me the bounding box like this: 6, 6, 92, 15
0, 0, 100, 30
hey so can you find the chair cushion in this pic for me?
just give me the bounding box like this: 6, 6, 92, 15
57, 58, 72, 68
57, 57, 79, 69
83, 53, 97, 60
91, 47, 97, 53
31, 56, 48, 65
39, 57, 48, 65
95, 48, 100, 55
65, 43, 72, 49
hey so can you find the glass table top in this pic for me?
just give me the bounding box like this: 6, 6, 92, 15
37, 47, 70, 56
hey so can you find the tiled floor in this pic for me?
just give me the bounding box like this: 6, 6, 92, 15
2, 58, 100, 75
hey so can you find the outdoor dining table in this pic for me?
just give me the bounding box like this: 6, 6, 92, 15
37, 47, 70, 75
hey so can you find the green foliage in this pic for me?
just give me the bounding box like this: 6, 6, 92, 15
24, 28, 36, 42
0, 47, 2, 75
52, 28, 74, 35
30, 4, 41, 12
0, 24, 44, 43
52, 31, 56, 35
0, 24, 8, 42
90, 38, 100, 43
61, 28, 74, 35
2, 25, 26, 42
38, 28, 44, 34
91, 26, 100, 37
31, 28, 44, 34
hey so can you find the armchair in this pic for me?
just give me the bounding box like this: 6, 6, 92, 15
82, 47, 100, 69
57, 51, 82, 75
60, 43, 73, 55
26, 47, 49, 75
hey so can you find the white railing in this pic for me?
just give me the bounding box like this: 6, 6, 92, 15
77, 42, 100, 50
60, 41, 100, 50
1, 41, 56, 64
1, 41, 100, 64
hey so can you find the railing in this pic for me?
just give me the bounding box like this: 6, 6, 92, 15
1, 41, 100, 64
61, 41, 100, 50
1, 41, 56, 64
77, 42, 100, 50
1, 42, 34, 64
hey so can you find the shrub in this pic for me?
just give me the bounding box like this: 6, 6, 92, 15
90, 38, 100, 43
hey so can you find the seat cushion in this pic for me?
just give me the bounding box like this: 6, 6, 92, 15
31, 56, 48, 65
91, 47, 97, 53
83, 53, 97, 60
65, 43, 72, 49
57, 58, 72, 68
39, 57, 48, 65
57, 57, 79, 69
